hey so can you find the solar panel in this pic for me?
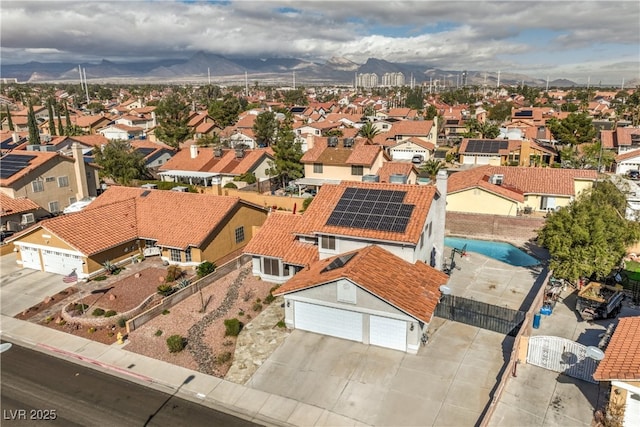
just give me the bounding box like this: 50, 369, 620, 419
0, 154, 36, 179
514, 110, 533, 117
325, 188, 414, 233
136, 147, 155, 157
465, 140, 508, 154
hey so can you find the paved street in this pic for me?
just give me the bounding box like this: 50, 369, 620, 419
1, 340, 260, 427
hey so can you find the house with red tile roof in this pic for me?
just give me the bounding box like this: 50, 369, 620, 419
601, 127, 640, 175
377, 162, 419, 184
0, 144, 100, 217
8, 186, 268, 278
72, 114, 112, 134
273, 245, 449, 353
458, 138, 556, 167
446, 165, 597, 216
294, 135, 390, 192
593, 316, 640, 427
158, 146, 274, 187
244, 177, 448, 284
98, 123, 145, 141
0, 193, 43, 232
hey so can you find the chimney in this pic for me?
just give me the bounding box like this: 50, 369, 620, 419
190, 144, 198, 159
72, 142, 89, 200
306, 134, 315, 150
433, 170, 448, 271
12, 132, 19, 143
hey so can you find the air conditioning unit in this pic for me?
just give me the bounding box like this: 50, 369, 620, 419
235, 148, 245, 158
343, 138, 354, 148
490, 174, 504, 185
214, 148, 223, 157
327, 136, 338, 147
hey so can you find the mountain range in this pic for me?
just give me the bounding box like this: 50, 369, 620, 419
1, 52, 579, 87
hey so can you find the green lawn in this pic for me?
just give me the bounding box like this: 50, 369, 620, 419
624, 260, 640, 281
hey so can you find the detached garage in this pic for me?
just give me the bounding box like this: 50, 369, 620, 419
275, 246, 449, 354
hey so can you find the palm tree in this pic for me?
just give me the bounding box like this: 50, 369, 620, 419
420, 159, 445, 181
358, 122, 381, 144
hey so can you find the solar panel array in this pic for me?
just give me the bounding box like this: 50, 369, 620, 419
321, 252, 357, 273
465, 139, 508, 154
0, 154, 36, 179
326, 188, 414, 233
135, 147, 155, 157
514, 110, 533, 118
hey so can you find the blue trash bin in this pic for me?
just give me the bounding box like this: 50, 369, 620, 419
533, 313, 541, 329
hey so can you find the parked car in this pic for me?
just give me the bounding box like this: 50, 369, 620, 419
412, 155, 424, 165
627, 170, 639, 180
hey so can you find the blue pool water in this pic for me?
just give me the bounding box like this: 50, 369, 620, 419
444, 237, 539, 267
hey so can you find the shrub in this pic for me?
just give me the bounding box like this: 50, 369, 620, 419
216, 351, 232, 364
155, 330, 163, 336
264, 293, 275, 304
88, 327, 96, 334
112, 268, 122, 275
74, 303, 89, 312
302, 197, 313, 212
255, 298, 261, 303
196, 261, 216, 278
117, 317, 127, 328
162, 309, 170, 315
44, 316, 53, 324
107, 332, 115, 337
104, 310, 117, 318
166, 335, 185, 353
242, 289, 254, 302
176, 278, 191, 289
165, 265, 182, 282
252, 302, 263, 312
276, 320, 286, 328
224, 318, 242, 336
92, 308, 105, 316
223, 182, 237, 189
238, 310, 245, 316
93, 275, 107, 281
57, 319, 66, 326
102, 260, 117, 275
157, 284, 174, 297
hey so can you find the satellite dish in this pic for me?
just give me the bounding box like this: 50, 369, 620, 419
586, 346, 605, 361
439, 285, 452, 295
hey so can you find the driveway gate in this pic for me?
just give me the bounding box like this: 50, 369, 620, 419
526, 336, 599, 383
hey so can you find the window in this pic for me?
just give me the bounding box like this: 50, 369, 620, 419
32, 180, 44, 192
351, 165, 364, 176
235, 226, 245, 244
45, 176, 55, 183
428, 221, 432, 238
69, 197, 77, 205
185, 248, 192, 263
21, 213, 35, 224
320, 235, 336, 250
263, 257, 280, 276
145, 239, 157, 247
48, 201, 60, 213
170, 248, 181, 262
57, 176, 69, 187
313, 163, 323, 173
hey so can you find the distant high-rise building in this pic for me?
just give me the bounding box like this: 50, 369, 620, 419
357, 73, 379, 89
462, 71, 468, 87
381, 72, 405, 87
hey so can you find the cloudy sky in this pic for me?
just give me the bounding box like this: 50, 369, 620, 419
2, 0, 639, 84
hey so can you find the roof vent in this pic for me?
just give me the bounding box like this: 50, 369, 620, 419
235, 148, 245, 158
343, 137, 354, 148
327, 136, 338, 147
214, 148, 223, 157
362, 174, 380, 182
490, 174, 504, 185
389, 174, 408, 184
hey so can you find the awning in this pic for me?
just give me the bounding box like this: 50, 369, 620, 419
291, 177, 342, 187
158, 170, 218, 179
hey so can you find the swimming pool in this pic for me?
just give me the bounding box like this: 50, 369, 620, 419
444, 237, 539, 267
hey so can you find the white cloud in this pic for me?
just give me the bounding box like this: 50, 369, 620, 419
1, 0, 638, 83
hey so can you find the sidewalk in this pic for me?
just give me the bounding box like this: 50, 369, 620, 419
0, 314, 367, 427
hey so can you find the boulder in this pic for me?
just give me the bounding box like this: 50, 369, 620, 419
109, 294, 117, 301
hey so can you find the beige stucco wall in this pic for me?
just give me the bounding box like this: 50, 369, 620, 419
447, 189, 519, 216
574, 179, 595, 196
86, 241, 140, 274
524, 194, 572, 211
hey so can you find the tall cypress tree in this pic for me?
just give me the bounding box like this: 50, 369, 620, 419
64, 101, 72, 135
27, 102, 41, 144
6, 105, 14, 131
266, 113, 303, 188
47, 97, 56, 136
56, 102, 64, 136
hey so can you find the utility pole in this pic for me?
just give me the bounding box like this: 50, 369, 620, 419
497, 70, 501, 88
83, 68, 90, 104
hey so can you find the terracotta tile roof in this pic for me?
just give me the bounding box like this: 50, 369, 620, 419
274, 245, 448, 323
391, 137, 435, 151
243, 212, 318, 266
616, 149, 640, 162
196, 121, 217, 134
387, 108, 413, 118
159, 147, 273, 176
0, 151, 61, 187
388, 120, 434, 137
448, 165, 597, 198
0, 193, 40, 216
377, 162, 417, 183
235, 114, 257, 129
81, 186, 259, 251
604, 127, 640, 147
54, 134, 109, 148
295, 181, 436, 245
301, 137, 384, 167
73, 115, 111, 128
593, 316, 640, 381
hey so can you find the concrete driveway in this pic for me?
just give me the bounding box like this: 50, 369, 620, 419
0, 254, 73, 317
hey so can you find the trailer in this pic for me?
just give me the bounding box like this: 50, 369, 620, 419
576, 282, 624, 321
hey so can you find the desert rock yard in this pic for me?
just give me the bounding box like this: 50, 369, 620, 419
22, 259, 280, 379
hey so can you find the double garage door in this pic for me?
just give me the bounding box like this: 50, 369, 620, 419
293, 302, 407, 352
19, 246, 83, 276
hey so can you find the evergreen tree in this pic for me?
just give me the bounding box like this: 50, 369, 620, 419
208, 95, 242, 128
47, 97, 56, 136
252, 111, 278, 146
266, 114, 303, 188
57, 102, 64, 136
547, 112, 597, 146
64, 101, 72, 135
424, 105, 438, 120
93, 140, 148, 185
27, 101, 41, 144
153, 93, 191, 148
538, 180, 640, 283
5, 105, 14, 131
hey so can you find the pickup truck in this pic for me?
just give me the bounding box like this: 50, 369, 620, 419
576, 282, 624, 321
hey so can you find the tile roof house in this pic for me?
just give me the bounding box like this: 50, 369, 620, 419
593, 316, 640, 427
244, 176, 448, 283
0, 144, 100, 217
72, 114, 113, 134
294, 135, 390, 192
8, 186, 268, 278
129, 140, 176, 170
158, 146, 274, 187
0, 192, 44, 232
446, 165, 597, 216
273, 245, 449, 353
98, 123, 145, 141
601, 127, 640, 175
458, 138, 556, 167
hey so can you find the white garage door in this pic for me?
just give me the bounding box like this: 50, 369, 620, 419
626, 390, 640, 427
370, 316, 407, 351
42, 249, 84, 276
294, 302, 363, 342
20, 246, 41, 270
476, 156, 491, 165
